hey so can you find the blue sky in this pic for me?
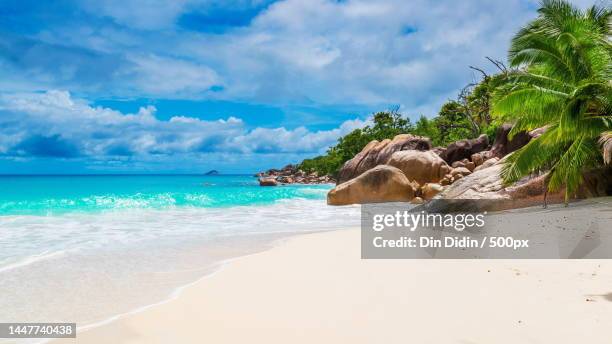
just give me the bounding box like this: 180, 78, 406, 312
0, 0, 594, 173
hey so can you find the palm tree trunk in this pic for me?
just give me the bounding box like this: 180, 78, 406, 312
542, 173, 552, 208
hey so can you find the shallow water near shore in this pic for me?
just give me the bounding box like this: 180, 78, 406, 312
0, 175, 333, 215
0, 175, 361, 334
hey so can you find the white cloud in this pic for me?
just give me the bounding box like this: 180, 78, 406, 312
2, 0, 547, 112
0, 91, 366, 160
126, 54, 222, 95
172, 0, 539, 110
228, 116, 367, 154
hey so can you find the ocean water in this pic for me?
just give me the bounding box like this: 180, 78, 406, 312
0, 175, 360, 332
0, 174, 334, 215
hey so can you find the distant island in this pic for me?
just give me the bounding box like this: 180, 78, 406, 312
204, 170, 219, 176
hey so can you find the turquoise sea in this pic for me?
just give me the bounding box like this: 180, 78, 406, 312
0, 174, 332, 215
0, 175, 360, 329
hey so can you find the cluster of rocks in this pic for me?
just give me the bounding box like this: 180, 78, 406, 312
327, 124, 611, 209
429, 156, 611, 211
256, 164, 334, 186
328, 132, 497, 205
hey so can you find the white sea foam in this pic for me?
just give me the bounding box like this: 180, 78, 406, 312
0, 250, 66, 274
0, 198, 360, 328
0, 198, 359, 267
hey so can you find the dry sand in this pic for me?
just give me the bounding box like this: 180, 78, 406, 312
53, 227, 612, 344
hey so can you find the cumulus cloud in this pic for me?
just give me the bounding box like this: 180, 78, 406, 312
0, 0, 544, 110
126, 54, 222, 95
218, 0, 535, 108
228, 117, 366, 154
0, 91, 366, 164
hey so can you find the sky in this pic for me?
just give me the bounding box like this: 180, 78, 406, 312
0, 0, 597, 173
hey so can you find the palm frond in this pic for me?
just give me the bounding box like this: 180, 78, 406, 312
547, 136, 600, 200
493, 0, 611, 201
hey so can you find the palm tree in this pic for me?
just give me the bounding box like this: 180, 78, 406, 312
492, 0, 611, 205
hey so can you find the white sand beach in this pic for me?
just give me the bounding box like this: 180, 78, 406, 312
54, 226, 612, 343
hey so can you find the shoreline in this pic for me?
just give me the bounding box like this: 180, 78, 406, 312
74, 229, 337, 331
0, 197, 360, 332
24, 229, 340, 344
11, 230, 335, 344
53, 201, 612, 343
41, 229, 360, 344
41, 233, 302, 343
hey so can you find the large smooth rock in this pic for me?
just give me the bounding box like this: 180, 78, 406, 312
438, 134, 489, 164
386, 150, 450, 185
337, 134, 432, 184
327, 165, 417, 205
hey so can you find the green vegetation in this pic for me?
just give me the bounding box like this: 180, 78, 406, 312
300, 110, 415, 175
432, 101, 476, 145
492, 0, 611, 203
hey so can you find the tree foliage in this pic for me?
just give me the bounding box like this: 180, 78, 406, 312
299, 110, 413, 175
412, 115, 439, 143
492, 0, 611, 202
434, 101, 476, 146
